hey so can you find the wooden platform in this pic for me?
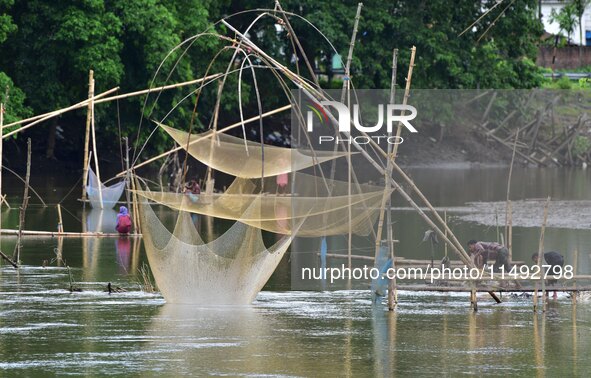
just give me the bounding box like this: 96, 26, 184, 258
0, 229, 141, 238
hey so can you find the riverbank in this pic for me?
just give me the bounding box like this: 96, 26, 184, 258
397, 124, 513, 168
2, 125, 516, 178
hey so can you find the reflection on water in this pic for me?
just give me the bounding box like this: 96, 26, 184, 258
1, 167, 591, 375
2, 266, 591, 377
85, 208, 118, 233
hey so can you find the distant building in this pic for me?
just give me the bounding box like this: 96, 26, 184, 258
541, 0, 591, 45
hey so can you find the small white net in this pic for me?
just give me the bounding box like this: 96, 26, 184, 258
86, 167, 126, 209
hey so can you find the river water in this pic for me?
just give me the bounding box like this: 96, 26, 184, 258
1, 165, 591, 376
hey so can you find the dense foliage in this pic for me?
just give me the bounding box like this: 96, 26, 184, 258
0, 0, 545, 160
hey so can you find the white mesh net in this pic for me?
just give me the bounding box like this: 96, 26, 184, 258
86, 167, 126, 209
159, 123, 353, 178
138, 201, 292, 304
134, 173, 389, 237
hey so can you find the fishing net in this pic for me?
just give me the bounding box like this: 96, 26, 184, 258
86, 167, 126, 209
138, 201, 293, 304
134, 173, 390, 237
158, 123, 353, 178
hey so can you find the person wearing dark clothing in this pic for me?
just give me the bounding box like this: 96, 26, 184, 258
531, 251, 564, 299
184, 179, 201, 203
467, 240, 510, 272
116, 206, 132, 235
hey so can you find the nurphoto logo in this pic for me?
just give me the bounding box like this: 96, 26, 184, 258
306, 100, 418, 145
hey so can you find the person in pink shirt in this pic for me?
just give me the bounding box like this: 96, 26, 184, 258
276, 173, 288, 194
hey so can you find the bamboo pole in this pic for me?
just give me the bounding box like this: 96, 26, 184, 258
0, 103, 3, 246
505, 131, 518, 260
444, 210, 448, 259
392, 47, 416, 160
2, 88, 119, 139
124, 137, 131, 212
82, 70, 94, 200
534, 196, 550, 312
479, 125, 543, 166
1, 74, 220, 132
387, 48, 399, 311
130, 174, 141, 235
57, 204, 63, 233
507, 200, 513, 263
0, 229, 139, 238
93, 73, 221, 105
56, 235, 64, 267
274, 0, 319, 88
89, 78, 103, 209
344, 3, 362, 270
348, 112, 352, 270
13, 138, 31, 263
221, 20, 499, 303
572, 248, 578, 305
117, 105, 292, 177
2, 166, 45, 206
375, 48, 414, 267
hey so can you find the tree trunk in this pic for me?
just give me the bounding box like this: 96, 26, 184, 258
580, 15, 583, 68
46, 117, 57, 159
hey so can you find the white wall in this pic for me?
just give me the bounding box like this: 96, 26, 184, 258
541, 1, 591, 45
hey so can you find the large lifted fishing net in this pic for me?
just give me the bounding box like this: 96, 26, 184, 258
135, 171, 388, 237
159, 123, 353, 178
86, 167, 126, 209
135, 167, 387, 304
139, 201, 293, 304
131, 6, 395, 304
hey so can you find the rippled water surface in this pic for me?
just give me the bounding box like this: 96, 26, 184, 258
1, 166, 591, 376
2, 264, 591, 376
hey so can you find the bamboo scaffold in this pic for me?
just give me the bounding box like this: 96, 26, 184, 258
116, 6, 506, 305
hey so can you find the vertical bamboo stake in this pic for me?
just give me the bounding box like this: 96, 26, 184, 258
130, 174, 141, 235
470, 288, 478, 312
0, 103, 3, 239
507, 201, 513, 263
57, 204, 63, 233
392, 47, 416, 160
223, 20, 476, 268
495, 206, 500, 243
13, 138, 31, 263
534, 196, 550, 312
572, 248, 578, 305
0, 102, 8, 267
82, 70, 94, 200
89, 77, 103, 208
124, 136, 131, 212
56, 236, 64, 267
340, 2, 363, 104
347, 106, 352, 270
375, 48, 414, 262
444, 210, 448, 259
505, 131, 518, 252
387, 50, 399, 311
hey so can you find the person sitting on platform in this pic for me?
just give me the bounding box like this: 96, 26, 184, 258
184, 179, 201, 203
467, 240, 510, 272
531, 251, 564, 299
116, 206, 132, 235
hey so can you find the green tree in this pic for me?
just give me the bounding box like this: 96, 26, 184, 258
571, 0, 591, 66
0, 0, 30, 126
550, 2, 578, 44
0, 0, 220, 158
280, 0, 543, 89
